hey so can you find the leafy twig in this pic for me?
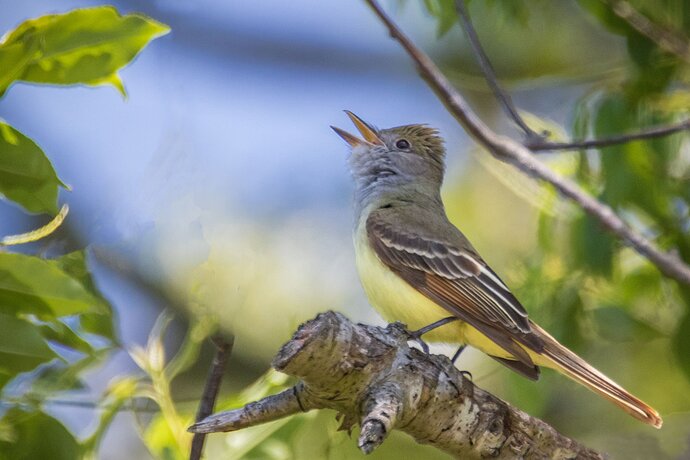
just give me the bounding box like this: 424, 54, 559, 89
189, 335, 234, 460
362, 0, 690, 285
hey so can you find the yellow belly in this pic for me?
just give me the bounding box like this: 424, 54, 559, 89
353, 223, 464, 343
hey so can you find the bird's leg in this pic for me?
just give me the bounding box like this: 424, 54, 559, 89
451, 346, 472, 380
411, 316, 458, 336
406, 316, 458, 354
451, 345, 466, 363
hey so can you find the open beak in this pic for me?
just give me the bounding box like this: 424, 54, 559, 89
331, 111, 384, 147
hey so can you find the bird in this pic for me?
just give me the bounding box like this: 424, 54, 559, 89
331, 111, 662, 428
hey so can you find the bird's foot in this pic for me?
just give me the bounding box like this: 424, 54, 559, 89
405, 316, 458, 355
407, 334, 431, 354
459, 370, 473, 381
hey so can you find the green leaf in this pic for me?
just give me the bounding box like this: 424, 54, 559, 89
547, 282, 586, 350
142, 415, 186, 460
437, 0, 459, 37
0, 121, 63, 214
0, 313, 56, 379
82, 377, 139, 457
0, 253, 104, 318
0, 41, 36, 96
29, 351, 108, 395
49, 251, 116, 342
0, 374, 11, 393
592, 306, 663, 342
79, 312, 116, 342
1, 204, 69, 246
594, 94, 635, 206
617, 265, 663, 304
422, 0, 458, 37
626, 34, 677, 94
673, 312, 690, 382
49, 251, 102, 298
570, 213, 616, 277
38, 321, 93, 354
577, 0, 634, 36
164, 317, 216, 380
0, 6, 170, 96
0, 409, 80, 460
594, 93, 680, 222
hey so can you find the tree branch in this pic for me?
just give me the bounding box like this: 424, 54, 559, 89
609, 0, 690, 63
188, 312, 605, 459
453, 0, 540, 141
528, 118, 690, 151
189, 335, 234, 460
452, 1, 690, 152
362, 0, 690, 285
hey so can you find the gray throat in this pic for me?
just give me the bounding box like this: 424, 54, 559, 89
349, 148, 444, 224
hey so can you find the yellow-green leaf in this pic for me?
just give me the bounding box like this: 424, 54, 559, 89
0, 121, 64, 214
0, 41, 36, 95
0, 253, 105, 319
0, 313, 56, 377
0, 409, 79, 460
48, 250, 116, 342
0, 6, 170, 96
1, 204, 68, 245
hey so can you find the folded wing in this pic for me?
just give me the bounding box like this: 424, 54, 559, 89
366, 207, 544, 375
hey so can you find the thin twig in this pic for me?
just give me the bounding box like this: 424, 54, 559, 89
453, 0, 690, 151
453, 0, 540, 141
363, 0, 690, 285
189, 388, 306, 434
189, 335, 234, 460
609, 0, 690, 63
528, 118, 690, 151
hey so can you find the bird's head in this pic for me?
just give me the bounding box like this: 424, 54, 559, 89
332, 111, 446, 199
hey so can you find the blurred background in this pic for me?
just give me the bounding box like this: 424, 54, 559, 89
1, 1, 689, 458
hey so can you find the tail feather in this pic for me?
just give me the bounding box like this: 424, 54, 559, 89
530, 322, 662, 428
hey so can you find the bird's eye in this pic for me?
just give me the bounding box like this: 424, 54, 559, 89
395, 139, 410, 150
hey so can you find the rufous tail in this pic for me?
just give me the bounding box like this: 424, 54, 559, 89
531, 322, 662, 428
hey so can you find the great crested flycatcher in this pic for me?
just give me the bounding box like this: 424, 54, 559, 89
332, 111, 662, 428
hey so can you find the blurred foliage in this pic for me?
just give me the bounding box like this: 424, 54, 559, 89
129, 312, 216, 460
425, 0, 690, 457
424, 0, 533, 37
159, 209, 358, 364
0, 5, 167, 460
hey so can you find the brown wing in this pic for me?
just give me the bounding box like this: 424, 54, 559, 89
367, 208, 544, 372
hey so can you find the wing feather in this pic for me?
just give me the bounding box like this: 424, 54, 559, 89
366, 210, 544, 363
